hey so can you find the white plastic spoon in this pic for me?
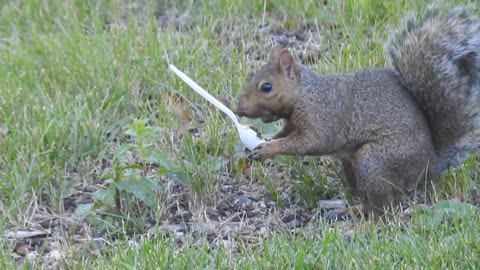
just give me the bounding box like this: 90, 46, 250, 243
169, 64, 265, 151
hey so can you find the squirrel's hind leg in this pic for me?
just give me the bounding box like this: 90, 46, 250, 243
351, 142, 406, 219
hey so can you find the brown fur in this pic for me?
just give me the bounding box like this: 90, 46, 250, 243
236, 6, 480, 218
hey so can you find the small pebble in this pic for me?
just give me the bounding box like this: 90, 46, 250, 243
14, 245, 29, 256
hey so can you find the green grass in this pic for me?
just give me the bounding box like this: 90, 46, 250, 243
9, 211, 479, 269
0, 0, 479, 268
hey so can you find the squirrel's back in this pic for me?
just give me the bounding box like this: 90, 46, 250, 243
387, 5, 480, 171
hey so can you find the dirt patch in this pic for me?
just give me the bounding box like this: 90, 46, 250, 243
3, 163, 344, 268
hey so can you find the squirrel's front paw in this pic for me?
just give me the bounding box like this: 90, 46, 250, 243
248, 142, 275, 161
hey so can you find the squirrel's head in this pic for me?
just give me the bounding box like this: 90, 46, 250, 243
236, 45, 301, 123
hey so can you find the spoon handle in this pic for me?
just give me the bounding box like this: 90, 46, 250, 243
169, 65, 239, 125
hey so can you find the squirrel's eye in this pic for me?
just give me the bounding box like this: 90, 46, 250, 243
260, 82, 273, 93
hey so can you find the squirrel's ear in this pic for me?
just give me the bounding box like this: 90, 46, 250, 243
277, 49, 299, 80
270, 44, 286, 62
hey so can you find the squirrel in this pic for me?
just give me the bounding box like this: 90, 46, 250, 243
235, 5, 480, 219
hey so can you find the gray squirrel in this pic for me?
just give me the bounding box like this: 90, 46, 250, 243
236, 5, 480, 218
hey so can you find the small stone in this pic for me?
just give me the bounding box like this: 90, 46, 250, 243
284, 218, 304, 229
247, 208, 262, 217
232, 195, 253, 210
14, 245, 29, 256
318, 199, 346, 210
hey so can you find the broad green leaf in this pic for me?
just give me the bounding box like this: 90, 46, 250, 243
86, 214, 117, 232
145, 151, 175, 169
205, 156, 227, 171
100, 167, 113, 180
119, 164, 142, 173
74, 203, 94, 218
104, 179, 114, 184
166, 171, 188, 184
142, 177, 162, 191
416, 200, 476, 230
92, 185, 116, 206
157, 168, 170, 176
433, 200, 476, 220
124, 128, 138, 137
114, 143, 136, 160
116, 178, 157, 208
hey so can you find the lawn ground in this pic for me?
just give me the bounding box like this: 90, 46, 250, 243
0, 0, 479, 269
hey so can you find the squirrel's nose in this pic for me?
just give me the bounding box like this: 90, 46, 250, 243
236, 94, 249, 117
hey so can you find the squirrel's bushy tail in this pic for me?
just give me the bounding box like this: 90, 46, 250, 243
388, 4, 480, 171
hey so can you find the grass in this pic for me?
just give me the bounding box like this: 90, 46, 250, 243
8, 212, 479, 269
0, 0, 479, 269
